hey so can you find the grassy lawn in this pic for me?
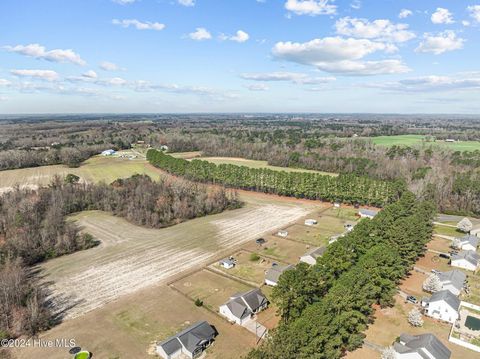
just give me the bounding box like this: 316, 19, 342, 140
285, 224, 331, 246
433, 224, 464, 237
427, 237, 453, 253
463, 271, 480, 306
321, 207, 359, 221
172, 269, 253, 311
369, 135, 480, 152
196, 156, 338, 176
243, 236, 309, 264
212, 251, 285, 286
169, 151, 202, 159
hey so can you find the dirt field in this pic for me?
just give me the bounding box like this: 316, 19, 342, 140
211, 251, 286, 286
345, 346, 380, 358
243, 236, 309, 264
39, 193, 315, 320
399, 270, 429, 298
12, 285, 256, 359
427, 236, 453, 253
172, 269, 252, 311
415, 252, 452, 272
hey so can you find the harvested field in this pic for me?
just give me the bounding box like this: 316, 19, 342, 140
172, 269, 252, 311
243, 236, 309, 264
39, 194, 314, 319
211, 251, 286, 286
12, 285, 255, 359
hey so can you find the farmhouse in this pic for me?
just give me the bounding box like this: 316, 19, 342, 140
101, 149, 115, 156
450, 250, 479, 272
421, 290, 460, 324
156, 321, 217, 359
456, 234, 479, 251
299, 247, 326, 265
265, 263, 294, 286
393, 333, 451, 359
304, 219, 317, 226
358, 209, 378, 219
219, 288, 268, 325
219, 258, 235, 269
437, 270, 466, 296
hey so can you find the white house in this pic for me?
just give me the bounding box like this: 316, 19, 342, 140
456, 234, 479, 251
264, 263, 294, 286
393, 333, 451, 359
451, 250, 479, 272
333, 202, 341, 209
421, 290, 460, 324
304, 219, 317, 226
156, 321, 217, 359
101, 149, 115, 156
437, 270, 466, 296
445, 139, 455, 143
219, 258, 235, 269
219, 289, 268, 325
358, 209, 378, 219
160, 145, 169, 152
299, 247, 326, 265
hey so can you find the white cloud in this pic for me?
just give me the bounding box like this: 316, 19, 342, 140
468, 5, 480, 22
399, 9, 412, 19
0, 79, 11, 86
112, 0, 137, 4
335, 17, 416, 43
272, 37, 407, 75
106, 77, 128, 86
112, 19, 166, 31
462, 20, 471, 27
246, 83, 269, 91
220, 30, 250, 43
350, 0, 361, 10
100, 61, 123, 71
416, 31, 465, 55
241, 71, 335, 84
11, 69, 60, 81
82, 70, 98, 79
0, 96, 8, 101
4, 43, 86, 66
188, 28, 212, 41
178, 0, 195, 6
285, 0, 337, 16
431, 8, 454, 24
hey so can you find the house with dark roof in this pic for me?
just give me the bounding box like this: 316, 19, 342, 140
358, 209, 378, 219
421, 290, 460, 324
264, 263, 294, 286
456, 234, 479, 251
299, 247, 326, 265
451, 250, 479, 272
219, 288, 268, 325
437, 270, 466, 296
156, 321, 217, 359
393, 333, 451, 359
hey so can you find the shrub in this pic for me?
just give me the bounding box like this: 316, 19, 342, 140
250, 253, 260, 261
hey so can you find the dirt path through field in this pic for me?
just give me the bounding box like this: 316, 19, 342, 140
40, 195, 316, 320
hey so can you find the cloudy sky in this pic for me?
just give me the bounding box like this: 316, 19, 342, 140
1, 0, 480, 114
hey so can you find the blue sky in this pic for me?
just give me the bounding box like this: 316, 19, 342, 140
0, 0, 480, 114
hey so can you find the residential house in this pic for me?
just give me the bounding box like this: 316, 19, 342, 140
456, 234, 479, 251
299, 247, 326, 265
264, 263, 294, 286
437, 270, 466, 296
451, 250, 479, 272
421, 290, 460, 324
156, 321, 217, 359
219, 258, 235, 269
393, 333, 451, 359
304, 219, 317, 226
358, 209, 378, 219
219, 288, 268, 325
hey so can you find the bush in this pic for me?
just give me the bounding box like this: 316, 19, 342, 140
250, 253, 260, 261
194, 298, 203, 307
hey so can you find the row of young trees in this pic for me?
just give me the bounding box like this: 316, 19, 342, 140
147, 149, 405, 207
247, 192, 435, 359
0, 174, 240, 339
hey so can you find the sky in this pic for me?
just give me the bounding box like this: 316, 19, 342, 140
1, 0, 480, 114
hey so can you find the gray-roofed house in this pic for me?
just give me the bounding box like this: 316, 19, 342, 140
358, 209, 378, 219
299, 247, 326, 265
219, 288, 268, 325
156, 321, 217, 359
437, 270, 466, 296
451, 250, 479, 272
456, 234, 479, 251
219, 258, 235, 269
264, 263, 294, 286
393, 333, 451, 359
421, 290, 460, 324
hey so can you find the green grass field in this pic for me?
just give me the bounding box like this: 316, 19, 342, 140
368, 135, 480, 152
196, 156, 338, 176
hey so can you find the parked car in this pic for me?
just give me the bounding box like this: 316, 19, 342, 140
439, 253, 450, 259
255, 238, 266, 245
406, 295, 418, 304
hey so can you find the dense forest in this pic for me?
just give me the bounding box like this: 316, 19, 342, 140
247, 192, 435, 359
147, 149, 405, 207
0, 174, 240, 340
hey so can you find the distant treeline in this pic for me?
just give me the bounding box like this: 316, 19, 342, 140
0, 174, 240, 340
147, 149, 405, 207
248, 192, 435, 359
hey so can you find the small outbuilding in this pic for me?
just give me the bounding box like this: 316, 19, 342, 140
277, 230, 288, 238
304, 219, 317, 226
219, 258, 235, 269
101, 149, 115, 156
264, 263, 294, 286
358, 209, 378, 219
